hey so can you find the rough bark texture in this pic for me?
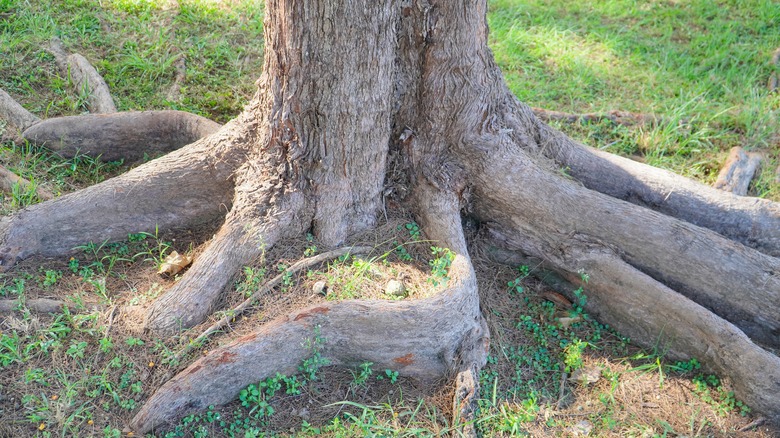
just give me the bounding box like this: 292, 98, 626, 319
49, 37, 117, 114
0, 298, 103, 313
131, 185, 487, 434
23, 111, 221, 162
536, 123, 780, 257
714, 146, 763, 196
0, 0, 778, 432
0, 88, 40, 131
0, 108, 258, 268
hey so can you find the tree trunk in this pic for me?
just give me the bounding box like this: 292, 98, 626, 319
0, 0, 778, 433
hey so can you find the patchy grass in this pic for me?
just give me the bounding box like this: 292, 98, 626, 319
1, 0, 779, 437
489, 0, 780, 190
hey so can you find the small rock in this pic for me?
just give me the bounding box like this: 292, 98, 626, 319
570, 366, 601, 385
557, 315, 583, 329
312, 280, 328, 296
292, 407, 310, 420
384, 279, 407, 297
567, 419, 593, 436
158, 251, 192, 276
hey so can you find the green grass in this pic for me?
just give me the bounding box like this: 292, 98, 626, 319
489, 0, 780, 187
1, 0, 779, 436
0, 0, 263, 121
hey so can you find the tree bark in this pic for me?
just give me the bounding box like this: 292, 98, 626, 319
49, 37, 117, 114
0, 0, 778, 432
23, 111, 221, 162
713, 146, 763, 196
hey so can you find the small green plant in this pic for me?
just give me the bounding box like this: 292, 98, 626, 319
68, 257, 80, 273
236, 265, 266, 298
65, 341, 88, 359
131, 226, 172, 269
299, 326, 329, 381
125, 337, 145, 347
563, 339, 587, 372
401, 222, 421, 240
304, 233, 318, 256
40, 269, 62, 288
352, 361, 373, 386
428, 246, 455, 287
0, 278, 25, 296
376, 368, 399, 384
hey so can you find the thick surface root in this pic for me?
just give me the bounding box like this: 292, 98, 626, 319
464, 130, 780, 422
0, 88, 40, 131
130, 184, 488, 434
23, 111, 221, 162
144, 191, 306, 335
49, 37, 116, 114
533, 119, 780, 256
0, 99, 267, 269
487, 236, 780, 424
0, 111, 257, 268
0, 164, 54, 200
468, 142, 780, 349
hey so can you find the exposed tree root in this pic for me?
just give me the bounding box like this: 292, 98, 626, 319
144, 192, 307, 335
532, 107, 661, 126
714, 146, 763, 196
469, 141, 780, 348
22, 111, 221, 162
0, 298, 102, 313
175, 245, 373, 362
49, 37, 116, 114
0, 164, 54, 201
486, 233, 780, 424
167, 55, 187, 102
0, 88, 40, 131
130, 185, 488, 434
460, 127, 780, 421
0, 107, 263, 268
532, 118, 780, 256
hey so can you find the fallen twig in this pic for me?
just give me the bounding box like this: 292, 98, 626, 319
556, 367, 568, 410
166, 55, 187, 102
739, 416, 766, 432
768, 48, 779, 93
175, 245, 373, 361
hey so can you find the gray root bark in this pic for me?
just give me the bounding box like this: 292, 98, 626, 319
536, 120, 780, 257
23, 111, 221, 162
713, 146, 763, 196
130, 185, 487, 434
0, 106, 261, 268
1, 0, 779, 431
0, 298, 102, 313
175, 245, 374, 362
49, 37, 116, 114
467, 129, 780, 349
484, 240, 780, 422
0, 88, 41, 131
